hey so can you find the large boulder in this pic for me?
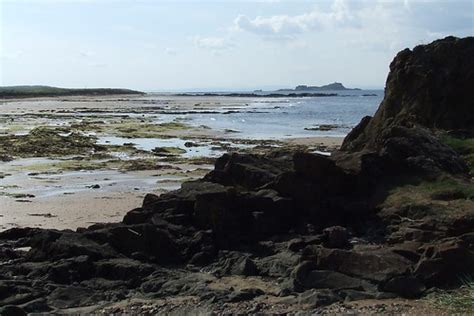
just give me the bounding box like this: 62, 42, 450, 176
290, 261, 373, 292
377, 126, 468, 174
194, 189, 295, 247
85, 224, 182, 265
303, 246, 413, 283
26, 231, 120, 261
204, 152, 293, 189
124, 181, 228, 226
337, 125, 469, 176
414, 237, 474, 286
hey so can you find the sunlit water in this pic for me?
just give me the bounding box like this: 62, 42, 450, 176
170, 90, 383, 139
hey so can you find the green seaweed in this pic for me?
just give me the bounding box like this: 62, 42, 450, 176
70, 120, 190, 138
0, 185, 20, 189
158, 156, 216, 165
0, 126, 105, 158
0, 192, 35, 199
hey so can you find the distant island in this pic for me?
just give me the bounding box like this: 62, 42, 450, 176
174, 92, 337, 98
274, 82, 360, 92
176, 82, 362, 98
0, 85, 145, 99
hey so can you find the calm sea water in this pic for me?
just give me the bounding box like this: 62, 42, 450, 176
185, 90, 383, 139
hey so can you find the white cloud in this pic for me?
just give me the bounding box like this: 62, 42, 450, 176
193, 36, 234, 54
234, 14, 314, 40
233, 0, 356, 40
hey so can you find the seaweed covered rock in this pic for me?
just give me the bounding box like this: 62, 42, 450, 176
0, 127, 105, 158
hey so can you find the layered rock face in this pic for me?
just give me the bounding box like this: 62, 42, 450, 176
343, 36, 474, 152
338, 37, 473, 177
1, 37, 473, 314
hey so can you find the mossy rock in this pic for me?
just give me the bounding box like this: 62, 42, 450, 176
441, 134, 474, 174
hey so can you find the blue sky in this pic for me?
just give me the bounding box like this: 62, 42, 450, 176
1, 0, 473, 91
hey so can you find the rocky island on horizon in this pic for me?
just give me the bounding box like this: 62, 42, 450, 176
275, 82, 361, 92
0, 36, 473, 314
171, 82, 364, 97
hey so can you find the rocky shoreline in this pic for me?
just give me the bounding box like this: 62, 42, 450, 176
0, 37, 473, 314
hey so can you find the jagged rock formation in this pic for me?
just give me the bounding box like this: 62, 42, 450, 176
1, 37, 473, 314
337, 37, 474, 177
342, 36, 474, 152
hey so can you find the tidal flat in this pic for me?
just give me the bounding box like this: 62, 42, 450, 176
0, 94, 353, 231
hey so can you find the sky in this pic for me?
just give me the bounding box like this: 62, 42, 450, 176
0, 0, 473, 91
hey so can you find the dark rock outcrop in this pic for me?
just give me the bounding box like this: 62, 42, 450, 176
343, 36, 474, 152
339, 37, 473, 176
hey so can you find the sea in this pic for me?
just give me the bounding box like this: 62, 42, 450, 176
172, 89, 384, 139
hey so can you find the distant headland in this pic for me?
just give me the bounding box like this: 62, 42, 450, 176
0, 85, 145, 99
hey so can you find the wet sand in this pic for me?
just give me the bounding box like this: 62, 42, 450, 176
0, 163, 211, 231
1, 190, 143, 231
